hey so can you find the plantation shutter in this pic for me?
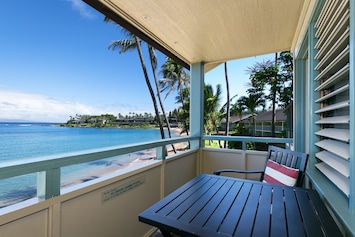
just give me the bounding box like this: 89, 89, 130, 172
313, 0, 350, 197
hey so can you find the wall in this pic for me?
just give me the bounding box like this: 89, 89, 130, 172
0, 150, 200, 237
200, 148, 267, 181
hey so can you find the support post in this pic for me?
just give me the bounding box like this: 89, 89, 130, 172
190, 62, 204, 149
37, 168, 61, 199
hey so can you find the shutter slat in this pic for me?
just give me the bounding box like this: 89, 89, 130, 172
315, 100, 349, 113
314, 0, 333, 29
314, 139, 350, 160
316, 151, 350, 177
315, 84, 349, 103
315, 115, 349, 124
315, 128, 349, 142
314, 1, 349, 49
314, 51, 349, 83
315, 21, 349, 60
314, 28, 349, 70
315, 162, 350, 197
314, 1, 334, 31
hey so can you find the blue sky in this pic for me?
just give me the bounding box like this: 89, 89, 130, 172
0, 0, 273, 123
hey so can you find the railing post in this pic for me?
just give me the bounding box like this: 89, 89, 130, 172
156, 145, 167, 160
242, 141, 247, 151
37, 168, 61, 199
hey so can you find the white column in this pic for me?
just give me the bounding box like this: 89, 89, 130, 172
190, 62, 204, 149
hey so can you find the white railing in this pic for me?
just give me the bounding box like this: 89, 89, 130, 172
0, 135, 292, 203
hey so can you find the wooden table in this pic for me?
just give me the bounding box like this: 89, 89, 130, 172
139, 174, 342, 237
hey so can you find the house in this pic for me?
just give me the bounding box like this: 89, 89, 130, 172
0, 1, 354, 236
253, 109, 288, 137
232, 110, 288, 137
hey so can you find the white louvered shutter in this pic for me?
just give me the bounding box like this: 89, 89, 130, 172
313, 0, 350, 197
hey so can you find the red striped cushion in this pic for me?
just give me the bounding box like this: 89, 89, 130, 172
263, 160, 299, 186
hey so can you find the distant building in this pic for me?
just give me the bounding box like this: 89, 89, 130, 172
253, 109, 287, 137
228, 114, 252, 130
230, 109, 290, 137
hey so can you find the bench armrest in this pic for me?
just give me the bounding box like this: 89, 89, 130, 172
213, 169, 264, 176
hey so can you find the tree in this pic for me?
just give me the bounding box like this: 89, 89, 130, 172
246, 51, 294, 137
105, 18, 165, 139
278, 51, 294, 107
175, 88, 190, 136
148, 45, 176, 152
230, 100, 244, 119
160, 57, 190, 135
247, 60, 278, 137
160, 57, 190, 99
230, 99, 249, 137
223, 62, 230, 148
238, 88, 265, 136
204, 84, 223, 147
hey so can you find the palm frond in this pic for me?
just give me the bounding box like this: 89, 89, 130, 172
108, 40, 137, 54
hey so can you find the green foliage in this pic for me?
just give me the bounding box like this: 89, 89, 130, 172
204, 140, 221, 148
64, 113, 169, 129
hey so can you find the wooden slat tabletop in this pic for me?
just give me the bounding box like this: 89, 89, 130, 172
139, 174, 342, 237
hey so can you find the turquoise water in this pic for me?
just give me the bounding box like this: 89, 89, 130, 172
0, 122, 171, 207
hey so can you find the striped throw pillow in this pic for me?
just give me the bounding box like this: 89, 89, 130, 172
263, 160, 299, 186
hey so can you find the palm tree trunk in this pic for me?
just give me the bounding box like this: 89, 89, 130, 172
214, 123, 223, 148
224, 62, 230, 148
271, 91, 276, 137
135, 36, 165, 139
271, 52, 278, 137
148, 46, 176, 153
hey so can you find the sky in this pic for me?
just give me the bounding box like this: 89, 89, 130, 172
0, 0, 274, 123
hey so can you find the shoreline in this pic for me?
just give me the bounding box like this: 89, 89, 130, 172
61, 127, 187, 188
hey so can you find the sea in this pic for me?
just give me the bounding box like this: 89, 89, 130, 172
0, 122, 174, 207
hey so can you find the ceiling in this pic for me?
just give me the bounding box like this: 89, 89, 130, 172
84, 0, 316, 71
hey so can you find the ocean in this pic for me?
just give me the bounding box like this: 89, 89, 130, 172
0, 122, 173, 207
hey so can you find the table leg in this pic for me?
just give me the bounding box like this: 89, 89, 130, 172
160, 229, 172, 237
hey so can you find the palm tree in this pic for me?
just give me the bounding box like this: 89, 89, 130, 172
238, 88, 265, 136
160, 57, 190, 99
223, 62, 230, 148
230, 99, 244, 119
160, 57, 190, 135
204, 84, 223, 147
175, 88, 190, 136
104, 18, 165, 139
148, 45, 176, 153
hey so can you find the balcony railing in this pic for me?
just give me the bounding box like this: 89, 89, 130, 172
203, 135, 293, 150
0, 135, 292, 204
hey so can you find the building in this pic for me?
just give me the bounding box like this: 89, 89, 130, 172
233, 110, 288, 137
254, 109, 288, 137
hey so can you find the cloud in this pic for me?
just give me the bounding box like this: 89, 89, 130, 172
69, 0, 96, 19
0, 87, 161, 123
0, 90, 99, 123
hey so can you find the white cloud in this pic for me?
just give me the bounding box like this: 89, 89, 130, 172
0, 90, 99, 123
0, 89, 158, 123
69, 0, 96, 19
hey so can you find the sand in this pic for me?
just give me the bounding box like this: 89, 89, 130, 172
61, 127, 187, 188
